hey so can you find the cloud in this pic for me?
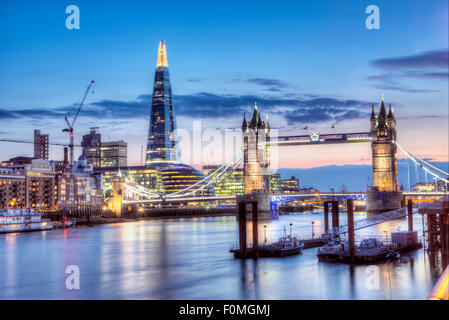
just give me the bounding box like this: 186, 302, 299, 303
0, 92, 373, 126
0, 109, 17, 119
370, 49, 448, 70
246, 78, 289, 92
0, 108, 66, 119
367, 49, 448, 93
283, 105, 370, 125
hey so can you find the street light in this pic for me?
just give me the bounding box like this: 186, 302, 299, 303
312, 221, 315, 238
264, 225, 267, 243
383, 230, 388, 241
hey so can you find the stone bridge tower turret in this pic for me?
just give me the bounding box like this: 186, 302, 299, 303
242, 103, 271, 194
367, 96, 402, 212
370, 97, 399, 192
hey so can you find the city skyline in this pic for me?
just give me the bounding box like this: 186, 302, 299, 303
0, 0, 447, 172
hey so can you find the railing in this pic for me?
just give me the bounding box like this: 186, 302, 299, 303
327, 208, 408, 238
428, 265, 449, 300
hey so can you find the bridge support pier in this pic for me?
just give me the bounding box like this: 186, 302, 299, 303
347, 199, 355, 262
238, 202, 247, 258
237, 196, 260, 259
252, 202, 259, 258
323, 201, 330, 233
331, 201, 339, 228
407, 200, 413, 231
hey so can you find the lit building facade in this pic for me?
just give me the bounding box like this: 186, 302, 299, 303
202, 165, 244, 196
34, 130, 49, 160
280, 176, 300, 194
160, 164, 214, 196
95, 166, 162, 194
0, 167, 26, 209
146, 41, 177, 164
81, 128, 101, 168
1, 159, 56, 211
270, 173, 281, 193
100, 141, 127, 167
81, 128, 127, 168
55, 157, 103, 211
412, 181, 448, 192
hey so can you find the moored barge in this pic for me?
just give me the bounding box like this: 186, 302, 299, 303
0, 208, 53, 233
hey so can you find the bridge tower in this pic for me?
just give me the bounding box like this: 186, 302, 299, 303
109, 174, 124, 217
242, 102, 266, 194
367, 96, 402, 212
241, 103, 271, 218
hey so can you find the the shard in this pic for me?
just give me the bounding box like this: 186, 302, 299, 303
146, 41, 177, 164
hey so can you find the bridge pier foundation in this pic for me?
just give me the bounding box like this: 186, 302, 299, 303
238, 202, 247, 258
331, 201, 339, 228
237, 197, 260, 259
366, 190, 403, 213
347, 199, 355, 262
407, 200, 413, 231
323, 201, 329, 233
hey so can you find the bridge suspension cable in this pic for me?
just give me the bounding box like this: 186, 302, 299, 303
395, 141, 449, 183
123, 150, 243, 199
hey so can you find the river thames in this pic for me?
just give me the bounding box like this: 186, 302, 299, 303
0, 211, 444, 299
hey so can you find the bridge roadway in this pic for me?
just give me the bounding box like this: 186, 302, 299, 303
122, 191, 449, 205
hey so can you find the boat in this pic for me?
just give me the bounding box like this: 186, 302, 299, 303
317, 242, 345, 261
52, 216, 76, 229
0, 208, 54, 234
229, 224, 305, 258
385, 250, 400, 260
258, 235, 305, 257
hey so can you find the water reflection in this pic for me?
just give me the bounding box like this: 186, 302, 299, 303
0, 211, 445, 299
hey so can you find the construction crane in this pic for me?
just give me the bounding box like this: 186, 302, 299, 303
63, 80, 95, 166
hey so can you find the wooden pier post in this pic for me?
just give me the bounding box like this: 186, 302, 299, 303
331, 201, 339, 228
347, 199, 355, 262
252, 202, 259, 258
323, 201, 329, 233
407, 200, 413, 231
443, 201, 449, 258
238, 202, 247, 258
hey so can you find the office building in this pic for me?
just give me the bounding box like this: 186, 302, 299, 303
146, 41, 177, 164
280, 176, 300, 194
34, 130, 49, 160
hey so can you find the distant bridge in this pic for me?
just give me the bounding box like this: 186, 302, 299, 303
122, 191, 449, 206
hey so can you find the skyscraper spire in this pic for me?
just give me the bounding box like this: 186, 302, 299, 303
146, 41, 177, 164
156, 41, 168, 68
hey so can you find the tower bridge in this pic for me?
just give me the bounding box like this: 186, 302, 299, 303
239, 96, 405, 214
116, 97, 448, 215
105, 40, 447, 216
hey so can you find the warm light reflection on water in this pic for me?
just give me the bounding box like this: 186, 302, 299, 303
0, 211, 445, 299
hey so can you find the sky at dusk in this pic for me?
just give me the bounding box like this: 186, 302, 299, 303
0, 0, 448, 187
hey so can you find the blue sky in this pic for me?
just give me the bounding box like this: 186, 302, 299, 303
0, 0, 447, 187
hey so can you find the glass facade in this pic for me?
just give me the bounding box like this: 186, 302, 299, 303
280, 176, 300, 193
202, 165, 243, 196
161, 164, 214, 196
100, 141, 127, 168
146, 41, 177, 164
